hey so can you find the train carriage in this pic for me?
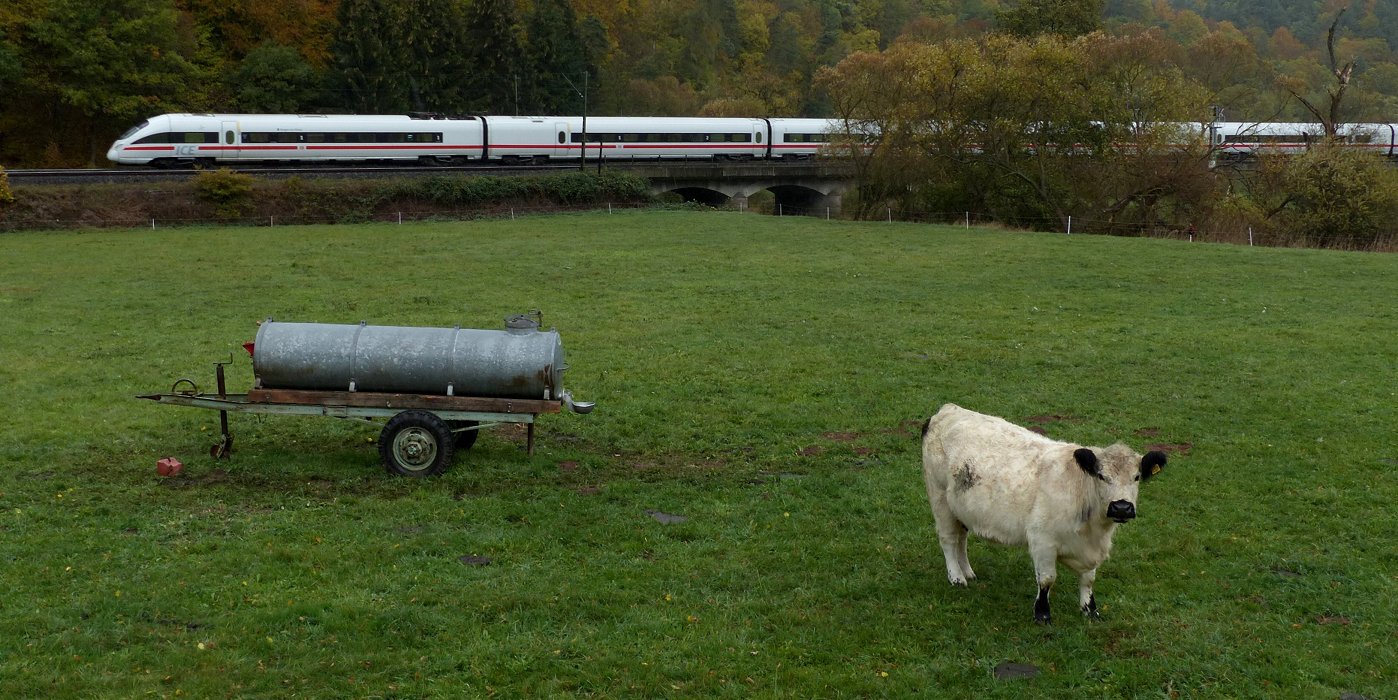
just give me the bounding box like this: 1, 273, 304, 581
514, 116, 771, 161
107, 113, 487, 167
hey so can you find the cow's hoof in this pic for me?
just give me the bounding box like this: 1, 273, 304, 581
949, 578, 968, 587
1082, 595, 1100, 620
1034, 613, 1052, 625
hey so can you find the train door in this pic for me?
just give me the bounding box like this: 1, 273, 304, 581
554, 122, 570, 159
220, 120, 240, 161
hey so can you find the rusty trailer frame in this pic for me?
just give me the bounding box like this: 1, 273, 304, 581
139, 363, 564, 477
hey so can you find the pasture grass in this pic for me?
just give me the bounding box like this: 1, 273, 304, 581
1, 211, 1394, 698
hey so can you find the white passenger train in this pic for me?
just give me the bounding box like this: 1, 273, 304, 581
107, 113, 1398, 168
106, 113, 849, 167
1210, 121, 1398, 159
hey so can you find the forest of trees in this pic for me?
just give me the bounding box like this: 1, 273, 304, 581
3, 0, 1397, 247
4, 0, 1398, 167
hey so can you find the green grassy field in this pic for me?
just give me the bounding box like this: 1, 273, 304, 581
1, 211, 1394, 698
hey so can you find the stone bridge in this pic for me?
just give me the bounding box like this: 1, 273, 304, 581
612, 161, 856, 216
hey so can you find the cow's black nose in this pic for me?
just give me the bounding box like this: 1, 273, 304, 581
1107, 500, 1136, 522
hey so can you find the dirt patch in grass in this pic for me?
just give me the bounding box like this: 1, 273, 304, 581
821, 431, 860, 442
1147, 442, 1193, 455
1024, 414, 1083, 425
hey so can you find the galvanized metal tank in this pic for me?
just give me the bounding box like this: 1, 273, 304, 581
253, 314, 569, 400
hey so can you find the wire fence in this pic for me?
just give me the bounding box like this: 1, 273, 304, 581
769, 203, 1397, 252
3, 200, 1394, 252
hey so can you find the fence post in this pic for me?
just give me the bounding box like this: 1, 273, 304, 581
965, 212, 970, 229
887, 208, 892, 223
1067, 215, 1072, 235
826, 207, 830, 220
151, 218, 155, 230
1249, 228, 1254, 246
397, 212, 402, 225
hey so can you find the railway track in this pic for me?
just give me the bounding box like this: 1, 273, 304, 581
4, 163, 590, 186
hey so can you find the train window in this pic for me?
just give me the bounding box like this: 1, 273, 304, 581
558, 131, 566, 144
120, 121, 150, 140
134, 133, 167, 144
225, 131, 235, 145
756, 132, 762, 144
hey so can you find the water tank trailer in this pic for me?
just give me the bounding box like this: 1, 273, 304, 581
139, 313, 593, 476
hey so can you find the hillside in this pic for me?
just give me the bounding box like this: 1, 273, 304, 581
1, 0, 1394, 166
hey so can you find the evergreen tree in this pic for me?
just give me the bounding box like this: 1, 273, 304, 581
401, 0, 470, 113
330, 0, 470, 114
996, 0, 1103, 38
231, 43, 322, 112
330, 0, 410, 112
524, 0, 591, 114
462, 0, 529, 114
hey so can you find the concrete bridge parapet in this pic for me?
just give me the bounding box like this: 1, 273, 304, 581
618, 161, 855, 216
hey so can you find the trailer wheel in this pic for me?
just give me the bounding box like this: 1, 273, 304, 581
449, 420, 480, 450
379, 411, 455, 477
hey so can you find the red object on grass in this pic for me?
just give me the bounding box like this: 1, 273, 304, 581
242, 342, 255, 357
156, 457, 183, 477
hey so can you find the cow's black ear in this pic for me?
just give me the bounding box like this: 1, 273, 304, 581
1074, 448, 1100, 476
1140, 451, 1167, 481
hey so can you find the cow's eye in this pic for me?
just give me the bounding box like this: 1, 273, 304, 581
1133, 474, 1141, 482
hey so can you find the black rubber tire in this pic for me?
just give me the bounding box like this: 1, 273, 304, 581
379, 411, 455, 477
449, 420, 480, 450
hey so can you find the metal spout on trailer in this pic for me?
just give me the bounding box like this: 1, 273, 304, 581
561, 390, 595, 414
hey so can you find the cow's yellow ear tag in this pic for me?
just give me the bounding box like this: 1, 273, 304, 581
1151, 464, 1162, 476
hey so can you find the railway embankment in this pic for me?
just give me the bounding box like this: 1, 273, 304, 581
0, 169, 655, 231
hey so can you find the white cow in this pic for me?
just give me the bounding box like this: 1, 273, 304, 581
921, 403, 1167, 623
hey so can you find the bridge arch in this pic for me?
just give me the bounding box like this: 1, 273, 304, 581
631, 162, 853, 217
666, 186, 731, 207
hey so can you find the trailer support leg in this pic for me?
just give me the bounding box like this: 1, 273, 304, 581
212, 361, 233, 459
527, 422, 536, 456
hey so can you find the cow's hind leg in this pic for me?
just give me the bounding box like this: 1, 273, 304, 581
927, 490, 972, 586
954, 526, 976, 583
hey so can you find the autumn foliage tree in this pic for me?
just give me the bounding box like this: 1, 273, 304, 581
818, 31, 1215, 230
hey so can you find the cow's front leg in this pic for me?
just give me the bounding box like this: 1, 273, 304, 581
1078, 568, 1099, 620
1029, 542, 1058, 624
